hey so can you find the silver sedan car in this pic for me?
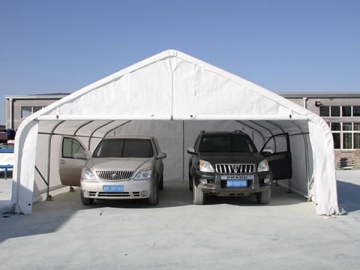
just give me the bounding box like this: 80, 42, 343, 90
80, 136, 166, 206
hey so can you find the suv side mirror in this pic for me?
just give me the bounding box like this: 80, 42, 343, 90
187, 147, 196, 155
261, 148, 274, 156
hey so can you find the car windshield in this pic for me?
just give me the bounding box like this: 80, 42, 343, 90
199, 134, 257, 153
93, 139, 153, 158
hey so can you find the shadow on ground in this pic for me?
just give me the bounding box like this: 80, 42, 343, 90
0, 181, 306, 244
337, 180, 360, 213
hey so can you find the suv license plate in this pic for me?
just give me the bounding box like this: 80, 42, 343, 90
103, 185, 124, 192
226, 180, 247, 188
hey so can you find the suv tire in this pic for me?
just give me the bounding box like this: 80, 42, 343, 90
159, 175, 164, 190
189, 172, 193, 191
256, 189, 271, 205
193, 178, 204, 205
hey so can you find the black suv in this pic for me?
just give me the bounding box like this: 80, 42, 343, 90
187, 130, 292, 205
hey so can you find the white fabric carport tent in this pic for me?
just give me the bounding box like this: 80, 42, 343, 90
10, 49, 339, 215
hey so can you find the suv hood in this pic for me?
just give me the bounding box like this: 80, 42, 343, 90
199, 152, 265, 165
86, 157, 153, 171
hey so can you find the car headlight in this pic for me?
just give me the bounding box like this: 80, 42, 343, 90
134, 168, 152, 180
258, 159, 269, 172
81, 167, 96, 180
199, 160, 214, 173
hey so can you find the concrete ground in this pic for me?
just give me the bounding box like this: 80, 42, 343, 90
0, 171, 360, 270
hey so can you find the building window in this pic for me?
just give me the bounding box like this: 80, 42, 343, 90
354, 106, 360, 116
342, 106, 352, 117
329, 122, 360, 150
320, 105, 360, 117
21, 106, 44, 118
320, 106, 330, 117
331, 106, 341, 117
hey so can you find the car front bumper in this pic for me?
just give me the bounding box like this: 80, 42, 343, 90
81, 179, 153, 199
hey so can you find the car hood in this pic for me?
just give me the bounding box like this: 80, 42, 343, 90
199, 152, 265, 165
85, 157, 153, 171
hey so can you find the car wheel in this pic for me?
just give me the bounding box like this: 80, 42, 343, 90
256, 188, 272, 205
80, 190, 94, 205
159, 174, 164, 190
148, 183, 159, 205
193, 178, 204, 205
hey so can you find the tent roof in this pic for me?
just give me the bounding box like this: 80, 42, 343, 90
26, 50, 315, 123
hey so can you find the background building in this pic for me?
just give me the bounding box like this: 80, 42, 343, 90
5, 92, 360, 169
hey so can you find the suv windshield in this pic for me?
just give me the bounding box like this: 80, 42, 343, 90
93, 139, 153, 158
199, 133, 257, 153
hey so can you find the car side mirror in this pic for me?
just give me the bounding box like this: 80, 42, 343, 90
187, 147, 196, 155
74, 152, 88, 160
157, 152, 167, 159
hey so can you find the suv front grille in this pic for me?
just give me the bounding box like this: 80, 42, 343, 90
96, 170, 134, 180
215, 164, 255, 174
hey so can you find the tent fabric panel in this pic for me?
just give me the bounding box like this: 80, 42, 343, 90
45, 61, 173, 119
11, 121, 39, 214
308, 121, 338, 214
171, 58, 294, 119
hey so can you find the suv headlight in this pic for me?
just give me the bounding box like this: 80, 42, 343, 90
81, 167, 96, 180
134, 168, 152, 180
199, 160, 214, 173
258, 159, 269, 172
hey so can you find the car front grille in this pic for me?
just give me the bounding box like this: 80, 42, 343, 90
96, 170, 134, 180
215, 164, 255, 174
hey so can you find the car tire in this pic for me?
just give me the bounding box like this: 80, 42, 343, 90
256, 188, 271, 205
193, 178, 204, 205
148, 183, 159, 205
159, 174, 164, 190
80, 190, 94, 205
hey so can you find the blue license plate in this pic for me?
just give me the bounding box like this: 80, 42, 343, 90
103, 185, 124, 192
226, 180, 247, 188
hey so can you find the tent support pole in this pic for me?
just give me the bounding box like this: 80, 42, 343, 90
236, 121, 265, 144
88, 120, 115, 150
46, 120, 65, 201
249, 120, 275, 149
182, 120, 185, 181
35, 166, 48, 186
74, 120, 94, 136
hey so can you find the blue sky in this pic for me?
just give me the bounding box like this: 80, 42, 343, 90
0, 0, 359, 124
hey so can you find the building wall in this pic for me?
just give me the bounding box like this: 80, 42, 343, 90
286, 96, 360, 169
6, 98, 60, 129
5, 93, 360, 169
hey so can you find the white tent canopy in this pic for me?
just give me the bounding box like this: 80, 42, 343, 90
10, 50, 339, 215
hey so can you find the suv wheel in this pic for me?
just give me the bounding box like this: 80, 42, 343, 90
256, 188, 272, 204
193, 178, 204, 205
189, 172, 193, 191
80, 190, 94, 205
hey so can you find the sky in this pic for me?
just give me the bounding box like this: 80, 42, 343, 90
0, 0, 359, 124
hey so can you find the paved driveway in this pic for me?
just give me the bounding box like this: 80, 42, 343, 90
1, 171, 360, 269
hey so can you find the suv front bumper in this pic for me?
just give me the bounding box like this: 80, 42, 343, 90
194, 171, 272, 196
